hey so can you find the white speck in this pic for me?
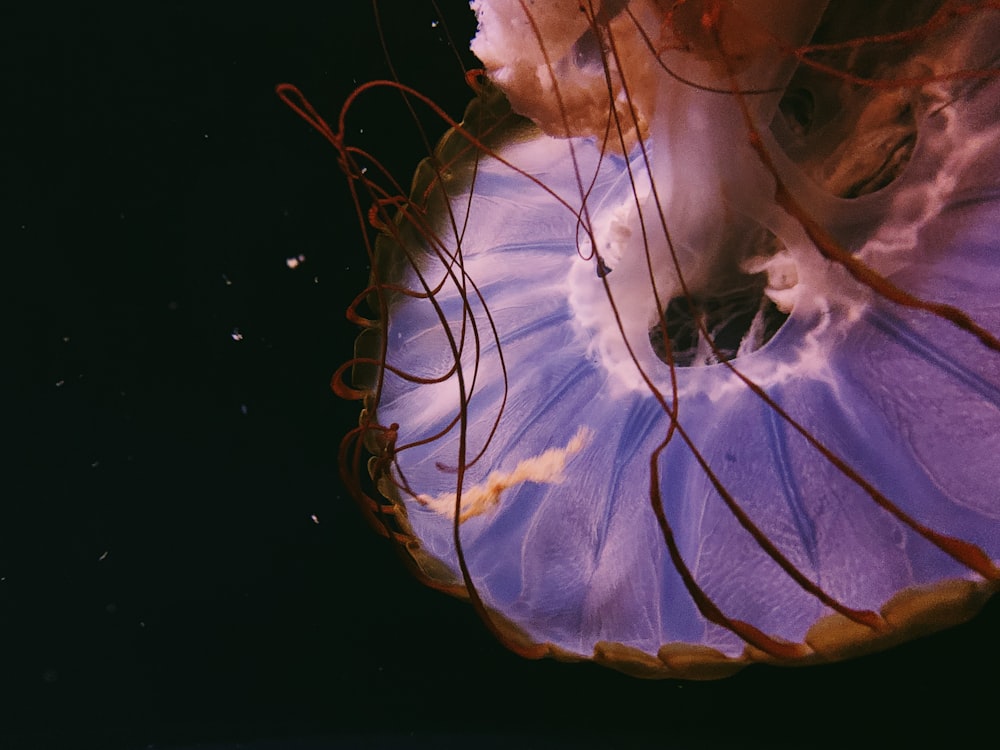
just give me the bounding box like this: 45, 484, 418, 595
98, 550, 109, 561
55, 379, 65, 387
310, 514, 319, 524
240, 404, 248, 415
91, 461, 100, 469
430, 20, 439, 28
360, 167, 368, 175
62, 336, 70, 343
231, 328, 243, 342
203, 133, 209, 139
222, 274, 232, 286
285, 253, 306, 269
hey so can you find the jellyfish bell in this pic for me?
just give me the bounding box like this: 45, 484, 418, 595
282, 0, 1000, 678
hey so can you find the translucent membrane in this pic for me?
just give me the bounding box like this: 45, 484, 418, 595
283, 0, 1000, 678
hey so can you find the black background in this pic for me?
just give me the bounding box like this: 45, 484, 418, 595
6, 2, 999, 748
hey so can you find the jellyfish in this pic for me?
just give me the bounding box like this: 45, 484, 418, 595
280, 0, 1000, 678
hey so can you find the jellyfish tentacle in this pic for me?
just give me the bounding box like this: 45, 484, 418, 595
648, 445, 814, 661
